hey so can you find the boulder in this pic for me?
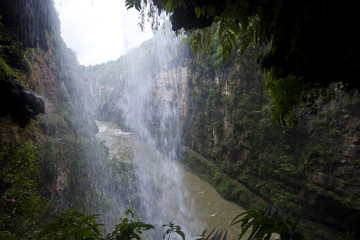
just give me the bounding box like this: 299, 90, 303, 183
0, 77, 45, 127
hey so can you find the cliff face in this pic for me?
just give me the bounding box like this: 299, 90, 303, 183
85, 32, 189, 140
1, 1, 54, 139
0, 0, 60, 50
0, 9, 94, 139
181, 45, 360, 236
0, 1, 70, 237
153, 67, 189, 119
0, 1, 52, 128
1, 3, 146, 238
86, 33, 360, 237
0, 1, 118, 236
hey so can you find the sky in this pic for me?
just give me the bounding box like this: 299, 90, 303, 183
54, 0, 153, 66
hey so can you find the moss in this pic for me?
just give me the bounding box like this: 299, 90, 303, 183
0, 56, 25, 80
0, 17, 29, 80
0, 56, 12, 77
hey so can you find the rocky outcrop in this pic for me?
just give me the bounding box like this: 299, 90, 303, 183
0, 1, 142, 237
0, 0, 95, 196
153, 67, 189, 119
0, 77, 45, 127
0, 0, 60, 128
0, 0, 60, 50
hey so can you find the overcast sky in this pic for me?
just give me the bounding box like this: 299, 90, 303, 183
54, 0, 153, 66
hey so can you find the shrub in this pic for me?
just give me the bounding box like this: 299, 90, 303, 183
0, 141, 48, 239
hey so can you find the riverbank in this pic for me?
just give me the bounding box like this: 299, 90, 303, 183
180, 147, 344, 239
95, 120, 251, 238
181, 147, 265, 209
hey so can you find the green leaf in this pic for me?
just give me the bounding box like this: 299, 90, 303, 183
163, 0, 173, 13
176, 230, 186, 240
195, 7, 202, 18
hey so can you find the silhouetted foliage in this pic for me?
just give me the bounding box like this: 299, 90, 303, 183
231, 205, 304, 240
126, 0, 360, 125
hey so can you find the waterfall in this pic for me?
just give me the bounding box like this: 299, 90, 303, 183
23, 0, 202, 234
0, 0, 245, 238
7, 0, 202, 234
102, 28, 202, 237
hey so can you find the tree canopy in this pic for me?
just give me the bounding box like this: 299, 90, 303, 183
125, 0, 360, 125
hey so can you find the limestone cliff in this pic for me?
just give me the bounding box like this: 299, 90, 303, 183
87, 37, 360, 238
181, 45, 360, 237
153, 67, 189, 119
0, 0, 102, 220
0, 1, 93, 237
1, 2, 140, 238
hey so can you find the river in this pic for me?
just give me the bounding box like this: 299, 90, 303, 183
95, 120, 248, 239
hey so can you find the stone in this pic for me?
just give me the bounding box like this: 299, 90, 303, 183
0, 77, 45, 127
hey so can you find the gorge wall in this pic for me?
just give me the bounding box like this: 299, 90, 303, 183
181, 44, 360, 237
2, 0, 359, 238
1, 1, 140, 238
88, 36, 360, 238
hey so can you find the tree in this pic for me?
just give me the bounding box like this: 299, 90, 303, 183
125, 0, 360, 125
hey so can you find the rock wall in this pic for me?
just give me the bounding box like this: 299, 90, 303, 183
1, 3, 142, 237
181, 45, 360, 237
83, 21, 360, 239
0, 0, 60, 49
1, 0, 100, 209
153, 67, 189, 119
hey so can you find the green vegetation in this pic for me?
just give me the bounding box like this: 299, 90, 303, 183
2, 4, 140, 238
0, 15, 29, 80
0, 205, 302, 240
37, 209, 104, 240
126, 0, 360, 125
33, 208, 190, 240
162, 221, 185, 240
231, 205, 304, 240
0, 141, 48, 239
182, 149, 261, 209
181, 34, 360, 237
37, 209, 156, 240
2, 0, 360, 239
83, 16, 360, 238
31, 205, 309, 240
